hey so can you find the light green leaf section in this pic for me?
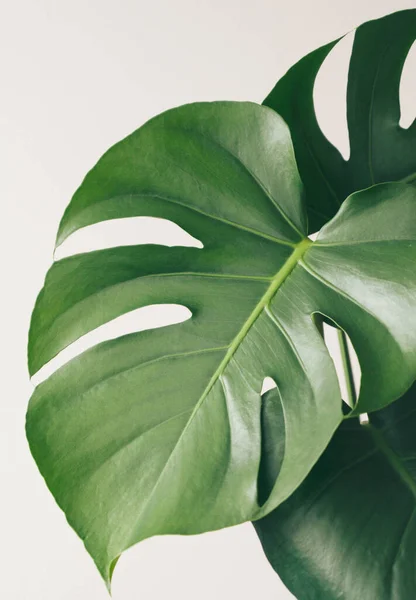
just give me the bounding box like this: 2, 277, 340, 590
27, 102, 416, 587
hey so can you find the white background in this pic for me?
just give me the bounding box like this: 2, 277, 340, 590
2, 1, 415, 599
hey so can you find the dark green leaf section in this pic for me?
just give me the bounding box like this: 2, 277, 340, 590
264, 9, 416, 232
254, 382, 416, 600
263, 39, 345, 231
26, 102, 416, 587
257, 388, 285, 506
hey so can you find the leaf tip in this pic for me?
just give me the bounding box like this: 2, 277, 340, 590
104, 555, 120, 596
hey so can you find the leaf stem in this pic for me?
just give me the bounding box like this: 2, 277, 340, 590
337, 329, 357, 408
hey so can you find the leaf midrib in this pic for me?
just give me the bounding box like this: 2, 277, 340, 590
314, 238, 416, 248
121, 237, 312, 570
365, 423, 416, 499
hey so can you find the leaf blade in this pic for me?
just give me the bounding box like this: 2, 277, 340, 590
27, 102, 416, 587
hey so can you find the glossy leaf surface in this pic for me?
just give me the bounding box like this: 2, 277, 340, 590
255, 383, 416, 600
27, 101, 416, 586
264, 9, 416, 232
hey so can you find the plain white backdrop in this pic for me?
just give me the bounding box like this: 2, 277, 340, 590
2, 1, 415, 598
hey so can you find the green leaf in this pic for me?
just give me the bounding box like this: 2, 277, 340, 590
26, 101, 416, 587
254, 382, 416, 600
264, 9, 416, 232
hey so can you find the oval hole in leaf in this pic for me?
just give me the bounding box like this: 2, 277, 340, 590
322, 318, 361, 410
55, 216, 203, 260
257, 379, 285, 507
399, 40, 416, 129
31, 303, 192, 386
260, 376, 277, 395
313, 32, 354, 160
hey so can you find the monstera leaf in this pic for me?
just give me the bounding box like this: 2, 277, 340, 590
255, 382, 416, 600
27, 101, 416, 588
264, 9, 416, 232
